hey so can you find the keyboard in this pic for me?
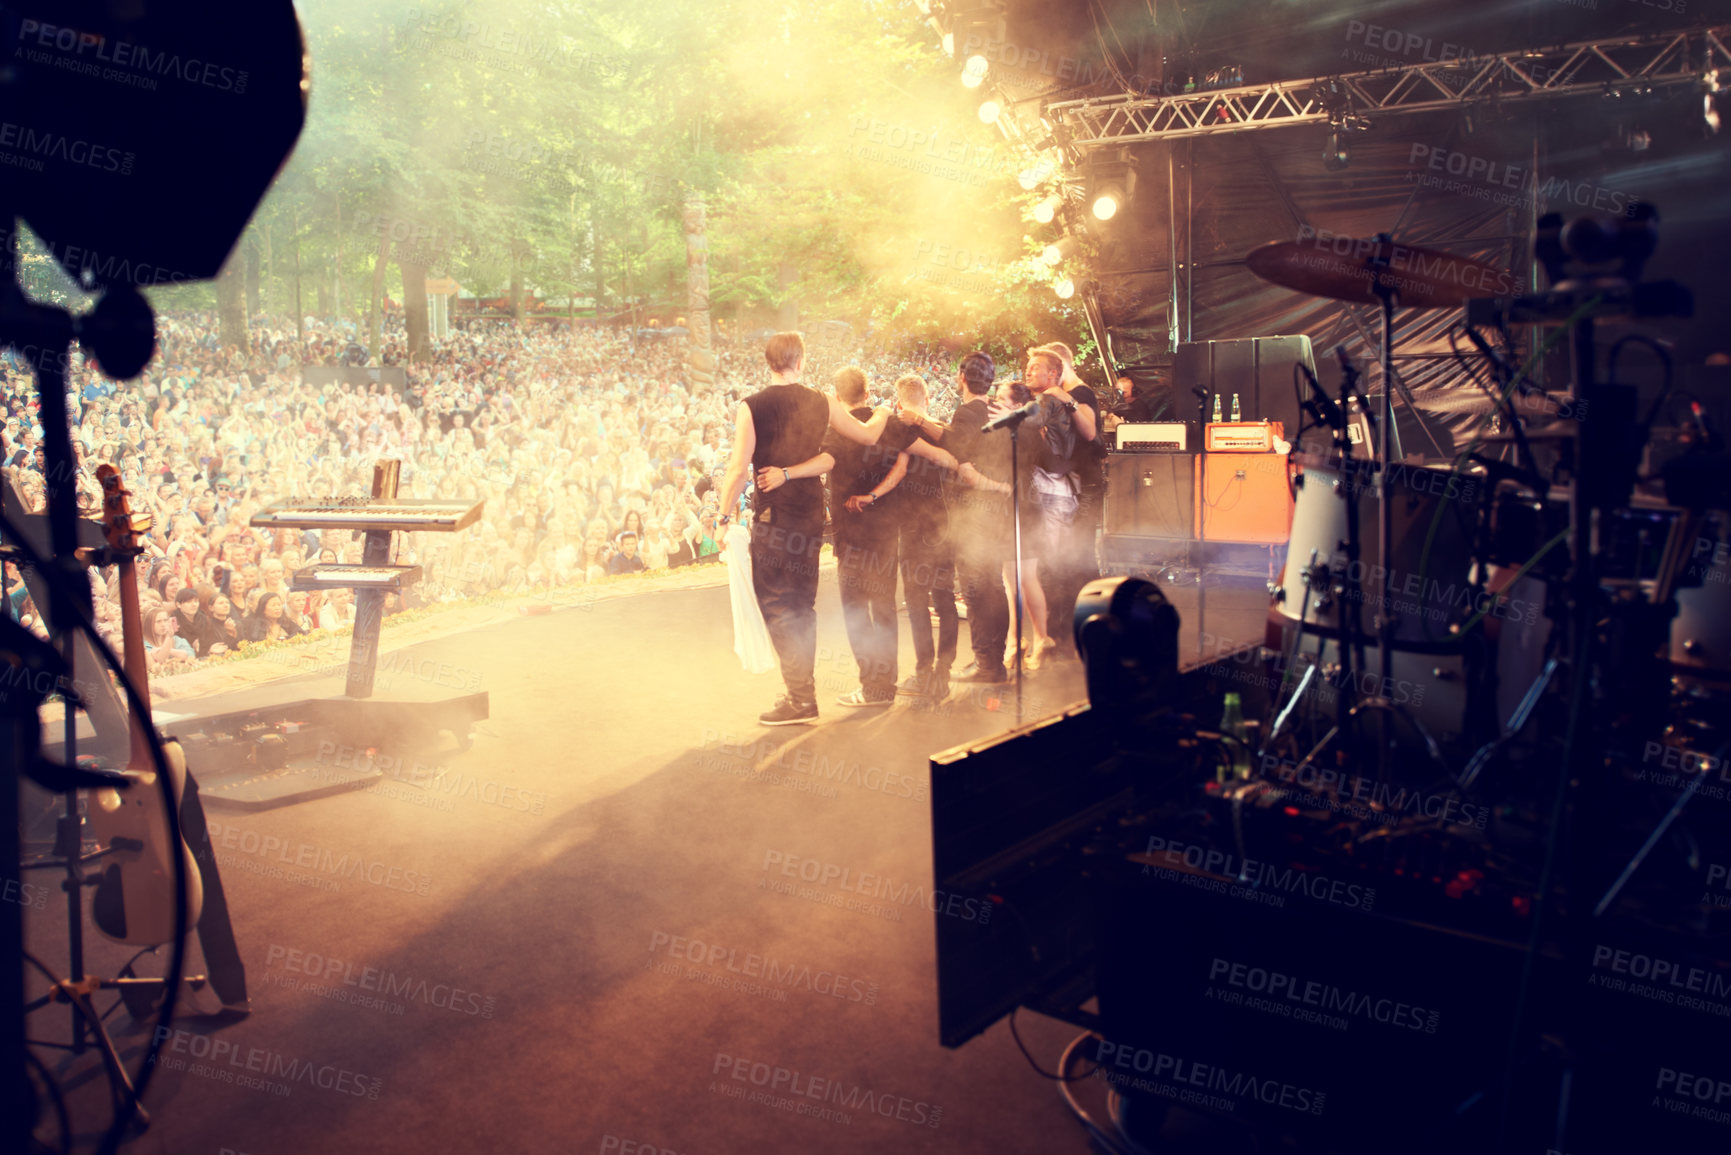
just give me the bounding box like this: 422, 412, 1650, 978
290, 564, 423, 591
251, 498, 484, 533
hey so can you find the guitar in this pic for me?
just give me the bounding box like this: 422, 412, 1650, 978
87, 464, 204, 945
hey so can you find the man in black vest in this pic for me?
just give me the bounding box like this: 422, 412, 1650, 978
717, 333, 888, 725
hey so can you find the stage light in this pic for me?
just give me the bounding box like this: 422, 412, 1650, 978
962, 69, 984, 89
1053, 277, 1075, 299
1322, 129, 1349, 171
1704, 70, 1723, 135
979, 100, 1001, 124
1041, 237, 1076, 266
1085, 149, 1135, 222
964, 54, 990, 82
1033, 196, 1059, 224
942, 31, 955, 56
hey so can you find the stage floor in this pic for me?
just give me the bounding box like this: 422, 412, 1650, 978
29, 576, 1267, 1154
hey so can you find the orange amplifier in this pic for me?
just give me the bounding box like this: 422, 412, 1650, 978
1205, 420, 1284, 453
1194, 452, 1294, 544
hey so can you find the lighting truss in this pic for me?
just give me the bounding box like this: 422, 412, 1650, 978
1045, 24, 1731, 148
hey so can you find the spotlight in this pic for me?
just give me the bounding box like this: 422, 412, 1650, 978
1322, 129, 1349, 171
979, 100, 1001, 124
962, 70, 983, 89
964, 54, 990, 81
942, 31, 954, 56
1085, 150, 1136, 222
1032, 196, 1059, 224
1053, 277, 1075, 299
1041, 237, 1075, 266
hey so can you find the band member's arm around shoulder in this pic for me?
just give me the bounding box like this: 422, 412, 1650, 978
717, 401, 755, 521
905, 436, 958, 473
826, 396, 889, 445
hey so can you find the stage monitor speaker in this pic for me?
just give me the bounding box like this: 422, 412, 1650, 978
1104, 454, 1193, 540
1173, 335, 1313, 446
1195, 452, 1293, 544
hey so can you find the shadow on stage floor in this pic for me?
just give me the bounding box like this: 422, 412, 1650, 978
27, 574, 1267, 1154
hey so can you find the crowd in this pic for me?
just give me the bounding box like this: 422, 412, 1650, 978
0, 310, 962, 675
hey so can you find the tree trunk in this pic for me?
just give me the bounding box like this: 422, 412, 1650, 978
777, 261, 799, 330
402, 257, 430, 362
682, 193, 715, 392
216, 250, 249, 352
244, 236, 261, 318
367, 226, 392, 363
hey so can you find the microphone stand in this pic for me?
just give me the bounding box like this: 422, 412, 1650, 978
1194, 386, 1209, 661
986, 402, 1040, 727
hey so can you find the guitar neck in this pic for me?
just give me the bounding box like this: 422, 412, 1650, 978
114, 558, 153, 769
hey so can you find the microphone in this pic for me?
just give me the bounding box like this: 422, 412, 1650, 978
1191, 385, 1208, 400
1297, 362, 1346, 430
983, 400, 1041, 433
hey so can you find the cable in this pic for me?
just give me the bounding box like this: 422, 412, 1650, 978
1009, 1007, 1098, 1082
1053, 1030, 1139, 1155
0, 505, 189, 1155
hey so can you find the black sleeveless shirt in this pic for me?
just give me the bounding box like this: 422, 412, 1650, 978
743, 383, 830, 522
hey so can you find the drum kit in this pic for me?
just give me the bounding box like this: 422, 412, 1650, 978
1244, 219, 1724, 779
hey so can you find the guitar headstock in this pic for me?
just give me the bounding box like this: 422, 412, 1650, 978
95, 464, 151, 554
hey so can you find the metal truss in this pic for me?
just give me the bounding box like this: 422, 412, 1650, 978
1044, 25, 1731, 148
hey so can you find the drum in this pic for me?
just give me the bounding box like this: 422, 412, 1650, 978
1671, 512, 1731, 677
1276, 459, 1479, 647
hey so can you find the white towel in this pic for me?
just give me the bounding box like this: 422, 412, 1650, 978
724, 524, 777, 674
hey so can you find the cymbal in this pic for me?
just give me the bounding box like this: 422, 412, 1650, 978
1480, 420, 1579, 443
1246, 239, 1518, 309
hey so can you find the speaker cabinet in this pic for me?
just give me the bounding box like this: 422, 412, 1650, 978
1195, 452, 1293, 544
1105, 453, 1194, 540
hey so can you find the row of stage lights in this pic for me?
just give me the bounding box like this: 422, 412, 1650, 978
924, 1, 1130, 301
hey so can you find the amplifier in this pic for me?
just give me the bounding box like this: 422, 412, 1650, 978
1115, 422, 1188, 452
1105, 454, 1193, 540
1205, 420, 1284, 453
1196, 452, 1293, 544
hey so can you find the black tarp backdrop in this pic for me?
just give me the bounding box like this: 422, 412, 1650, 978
986, 0, 1731, 459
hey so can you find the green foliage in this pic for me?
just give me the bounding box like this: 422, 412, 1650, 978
207, 0, 1087, 356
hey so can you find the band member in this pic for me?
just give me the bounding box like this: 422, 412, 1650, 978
823, 368, 915, 707
891, 373, 959, 702
716, 333, 885, 725
1032, 343, 1102, 660
901, 351, 1013, 684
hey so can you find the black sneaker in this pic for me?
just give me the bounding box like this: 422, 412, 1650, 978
955, 663, 1009, 684
760, 696, 819, 726
897, 671, 932, 697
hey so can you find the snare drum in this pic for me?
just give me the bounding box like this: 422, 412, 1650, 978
1276, 459, 1479, 646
